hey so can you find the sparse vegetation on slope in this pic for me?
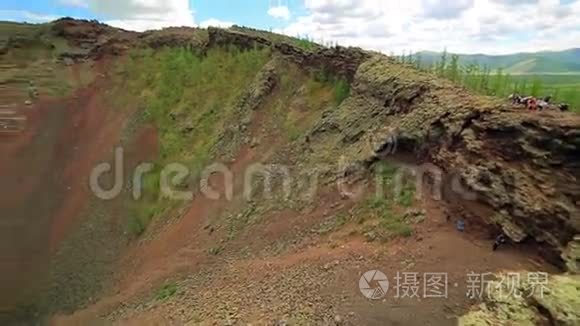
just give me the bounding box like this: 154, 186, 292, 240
113, 44, 350, 236
114, 46, 272, 235
122, 46, 271, 159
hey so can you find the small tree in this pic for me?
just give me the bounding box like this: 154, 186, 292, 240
479, 65, 491, 94
492, 68, 504, 96
437, 48, 448, 76
446, 54, 460, 82
463, 63, 479, 91
414, 52, 423, 69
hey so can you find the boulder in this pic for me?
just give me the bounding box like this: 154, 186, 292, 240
563, 235, 580, 274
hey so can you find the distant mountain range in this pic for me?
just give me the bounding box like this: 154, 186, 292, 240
416, 48, 580, 74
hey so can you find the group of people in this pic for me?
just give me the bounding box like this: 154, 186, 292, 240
509, 93, 569, 112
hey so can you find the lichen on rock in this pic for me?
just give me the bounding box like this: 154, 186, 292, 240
459, 273, 580, 326
563, 235, 580, 274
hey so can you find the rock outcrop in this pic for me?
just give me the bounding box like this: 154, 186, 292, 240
207, 27, 370, 82
460, 273, 580, 325
316, 54, 580, 268
50, 18, 136, 61
563, 236, 580, 273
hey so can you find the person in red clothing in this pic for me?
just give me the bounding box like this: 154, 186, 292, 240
527, 97, 538, 111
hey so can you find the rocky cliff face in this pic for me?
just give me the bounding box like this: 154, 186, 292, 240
13, 19, 580, 270
348, 56, 580, 268
207, 27, 370, 82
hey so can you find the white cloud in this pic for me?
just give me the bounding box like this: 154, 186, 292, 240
268, 5, 291, 20
420, 0, 474, 19
0, 10, 59, 23
6, 0, 579, 54
56, 0, 195, 31
199, 18, 234, 28
277, 0, 580, 54
57, 0, 88, 8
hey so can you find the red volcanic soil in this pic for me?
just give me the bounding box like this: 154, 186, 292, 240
0, 60, 139, 311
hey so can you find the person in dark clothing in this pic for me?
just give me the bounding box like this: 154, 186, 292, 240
456, 219, 465, 232
493, 234, 507, 251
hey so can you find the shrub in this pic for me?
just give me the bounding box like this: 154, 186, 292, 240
208, 246, 224, 255
333, 78, 350, 105
127, 215, 147, 237
398, 187, 415, 207
312, 69, 351, 105
382, 220, 413, 238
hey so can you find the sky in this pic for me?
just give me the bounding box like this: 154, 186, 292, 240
1, 0, 579, 55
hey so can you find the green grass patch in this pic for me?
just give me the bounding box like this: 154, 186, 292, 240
375, 161, 398, 182
208, 246, 224, 256
125, 164, 173, 237
374, 161, 417, 207
380, 218, 414, 238
225, 204, 259, 240
398, 186, 416, 207
120, 46, 271, 160
272, 63, 337, 141
312, 69, 351, 106
295, 38, 319, 51
287, 128, 302, 141
397, 169, 417, 207
365, 196, 392, 211
413, 50, 580, 112
314, 212, 351, 235
126, 201, 167, 237
333, 78, 351, 105
115, 46, 272, 236
127, 215, 147, 237
229, 26, 323, 52
155, 282, 178, 301
355, 161, 418, 240
359, 196, 413, 240
273, 64, 351, 141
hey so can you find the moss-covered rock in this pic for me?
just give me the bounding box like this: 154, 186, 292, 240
532, 274, 580, 325
562, 235, 580, 274
460, 273, 580, 326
